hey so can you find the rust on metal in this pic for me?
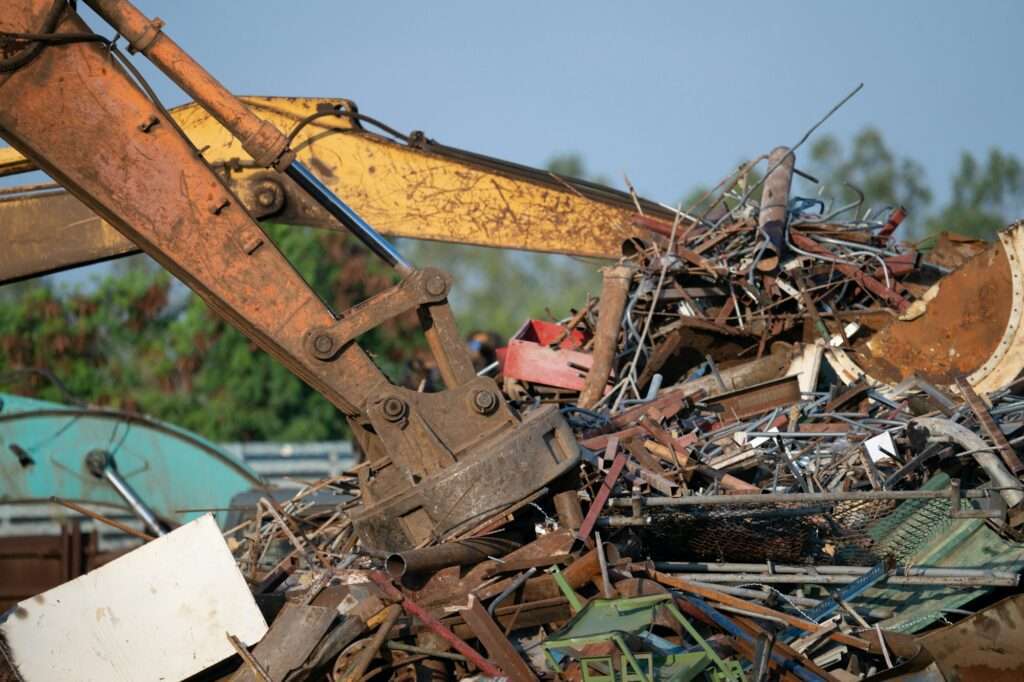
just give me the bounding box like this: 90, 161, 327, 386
851, 237, 1013, 385
702, 374, 802, 422
957, 376, 1024, 475
0, 0, 580, 553
579, 264, 635, 408
0, 93, 671, 284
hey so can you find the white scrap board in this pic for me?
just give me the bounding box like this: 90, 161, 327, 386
0, 513, 267, 682
864, 431, 898, 463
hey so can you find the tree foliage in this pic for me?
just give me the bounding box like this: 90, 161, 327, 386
924, 149, 1024, 239
807, 127, 1023, 241
0, 225, 420, 441
4, 136, 1023, 442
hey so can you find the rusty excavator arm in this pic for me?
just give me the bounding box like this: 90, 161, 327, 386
0, 94, 674, 284
0, 0, 589, 551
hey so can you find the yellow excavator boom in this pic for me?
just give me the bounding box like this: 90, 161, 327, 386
0, 96, 672, 283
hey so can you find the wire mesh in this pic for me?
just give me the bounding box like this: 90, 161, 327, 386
638, 496, 952, 565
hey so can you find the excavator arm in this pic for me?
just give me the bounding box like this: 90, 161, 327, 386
0, 0, 583, 551
0, 95, 675, 284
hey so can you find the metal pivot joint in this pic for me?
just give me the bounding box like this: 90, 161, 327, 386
0, 0, 580, 551
84, 449, 167, 537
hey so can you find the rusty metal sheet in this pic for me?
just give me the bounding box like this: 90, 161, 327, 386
703, 374, 802, 422
919, 594, 1024, 681
852, 238, 1011, 385
228, 601, 337, 682
828, 224, 1024, 392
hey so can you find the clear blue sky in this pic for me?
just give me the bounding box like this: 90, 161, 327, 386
70, 0, 1022, 210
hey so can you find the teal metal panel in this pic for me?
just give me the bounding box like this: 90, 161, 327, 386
856, 473, 1024, 633
0, 393, 266, 528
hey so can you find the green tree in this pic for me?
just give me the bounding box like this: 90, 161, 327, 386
808, 127, 932, 232
924, 149, 1024, 240
0, 224, 421, 441
545, 152, 611, 186
807, 128, 1024, 242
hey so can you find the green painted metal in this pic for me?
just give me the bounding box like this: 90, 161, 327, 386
856, 473, 1024, 633
542, 593, 736, 682
0, 392, 266, 528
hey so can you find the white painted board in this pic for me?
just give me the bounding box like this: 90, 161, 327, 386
1, 513, 267, 681
864, 431, 898, 463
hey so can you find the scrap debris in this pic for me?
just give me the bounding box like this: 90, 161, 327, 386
7, 147, 1024, 682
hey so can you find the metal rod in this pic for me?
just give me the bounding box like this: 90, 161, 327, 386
285, 161, 412, 274
579, 265, 634, 408
343, 604, 402, 682
49, 496, 155, 542
85, 450, 166, 536
687, 581, 892, 621
487, 567, 537, 616
659, 572, 1018, 587
607, 486, 988, 508
386, 641, 468, 663
654, 562, 1012, 578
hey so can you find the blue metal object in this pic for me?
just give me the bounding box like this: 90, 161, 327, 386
0, 393, 266, 528
778, 562, 889, 642
682, 595, 824, 682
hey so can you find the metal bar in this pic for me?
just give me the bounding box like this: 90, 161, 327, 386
576, 437, 626, 542
654, 572, 872, 651
226, 633, 272, 682
957, 377, 1024, 475
368, 571, 503, 678
578, 265, 634, 408
779, 563, 888, 641
285, 161, 412, 274
653, 562, 1008, 578
681, 596, 822, 682
460, 595, 539, 682
487, 567, 537, 616
99, 467, 166, 537
659, 573, 1018, 587
84, 450, 166, 537
385, 641, 467, 663
49, 496, 155, 542
607, 486, 989, 508
340, 604, 402, 682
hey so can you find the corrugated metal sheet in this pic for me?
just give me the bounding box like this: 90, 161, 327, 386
858, 473, 1024, 633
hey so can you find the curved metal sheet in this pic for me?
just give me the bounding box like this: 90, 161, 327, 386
0, 393, 266, 528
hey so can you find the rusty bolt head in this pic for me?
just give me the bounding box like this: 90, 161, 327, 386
255, 187, 277, 208
382, 397, 408, 422
425, 273, 447, 298
472, 389, 498, 415
312, 332, 336, 358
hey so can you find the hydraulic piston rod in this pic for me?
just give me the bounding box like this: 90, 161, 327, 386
85, 449, 167, 537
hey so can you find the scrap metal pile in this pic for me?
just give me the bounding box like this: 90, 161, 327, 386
7, 147, 1024, 682
204, 147, 1024, 681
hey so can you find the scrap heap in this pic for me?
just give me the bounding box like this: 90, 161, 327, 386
207, 147, 1024, 681
7, 147, 1024, 682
